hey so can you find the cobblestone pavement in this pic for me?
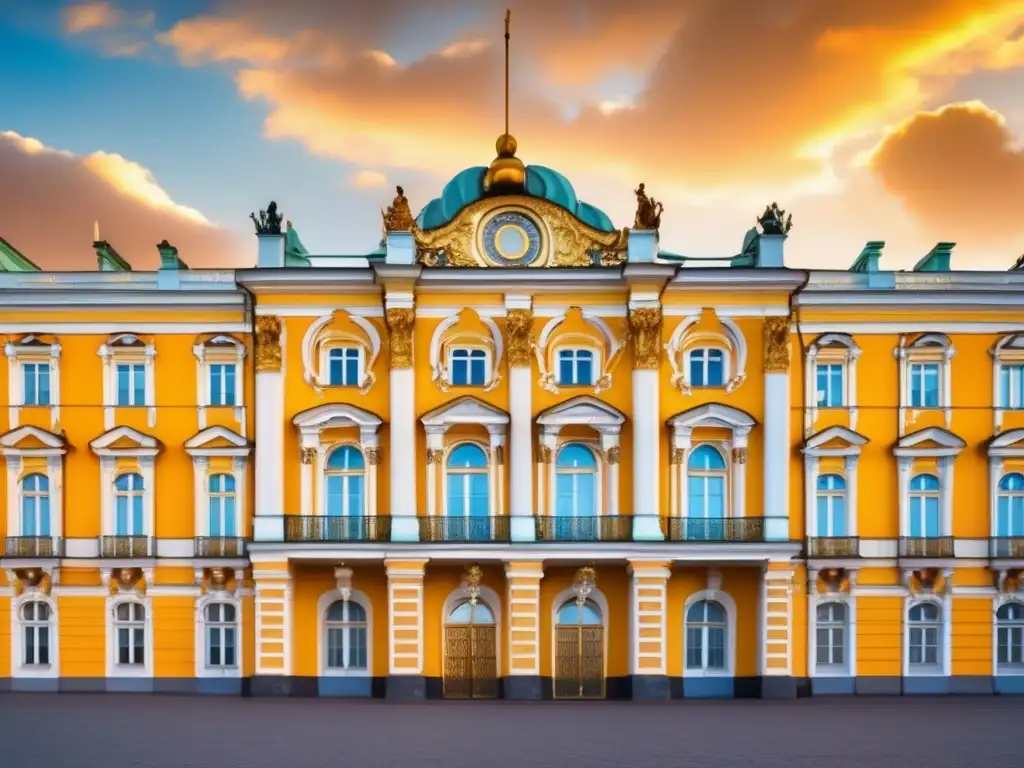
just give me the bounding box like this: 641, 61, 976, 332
1, 694, 1021, 768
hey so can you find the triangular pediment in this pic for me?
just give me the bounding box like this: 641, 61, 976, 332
293, 403, 383, 433
421, 396, 509, 428
536, 395, 626, 428
185, 426, 251, 456
0, 425, 66, 453
805, 426, 869, 451
90, 426, 161, 455
667, 402, 756, 432
894, 426, 965, 455
989, 428, 1024, 456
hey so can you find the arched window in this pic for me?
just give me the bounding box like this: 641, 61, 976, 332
687, 348, 725, 387
21, 601, 51, 666
556, 444, 597, 517
997, 602, 1024, 672
907, 603, 941, 670
688, 446, 726, 518
325, 599, 368, 673
908, 474, 940, 537
815, 602, 847, 669
205, 603, 237, 668
447, 444, 489, 516
114, 473, 145, 536
114, 602, 146, 667
325, 446, 365, 517
815, 474, 847, 537
208, 474, 236, 537
20, 474, 50, 537
997, 473, 1024, 538
557, 599, 602, 626
685, 600, 727, 672
449, 600, 495, 624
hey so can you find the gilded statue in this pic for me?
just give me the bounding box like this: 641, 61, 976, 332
757, 202, 793, 236
628, 307, 662, 369
633, 183, 664, 231
386, 308, 415, 368
505, 309, 534, 367
250, 201, 284, 235
382, 186, 415, 232
763, 316, 791, 372
255, 315, 283, 372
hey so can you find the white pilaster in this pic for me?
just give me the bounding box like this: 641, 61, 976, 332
990, 457, 1003, 536
507, 298, 535, 542
763, 371, 790, 541
731, 446, 747, 518
844, 454, 859, 536
253, 317, 284, 542
897, 456, 912, 536
193, 456, 209, 537
387, 302, 418, 542
299, 441, 314, 518
425, 430, 443, 519
140, 456, 156, 541
47, 455, 63, 540
488, 429, 506, 518
939, 455, 953, 536
539, 428, 558, 519
632, 366, 662, 540
601, 432, 620, 518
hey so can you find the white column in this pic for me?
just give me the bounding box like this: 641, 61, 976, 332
731, 443, 747, 518
298, 442, 314, 518
488, 428, 506, 518
844, 454, 859, 537
5, 457, 18, 536
362, 430, 379, 517
506, 302, 535, 542
990, 457, 1003, 537
141, 456, 156, 555
253, 315, 285, 542
47, 455, 63, 541
939, 455, 954, 537
425, 429, 444, 519
539, 428, 559, 521
232, 456, 248, 536
629, 306, 663, 541
386, 305, 418, 542
897, 456, 912, 537
763, 317, 791, 542
803, 454, 819, 538
99, 456, 115, 537
600, 431, 621, 517
674, 430, 691, 518
193, 456, 209, 537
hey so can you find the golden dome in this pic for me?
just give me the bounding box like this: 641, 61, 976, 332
483, 133, 525, 193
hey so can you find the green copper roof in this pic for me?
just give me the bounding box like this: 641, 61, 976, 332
0, 236, 40, 272
416, 165, 615, 232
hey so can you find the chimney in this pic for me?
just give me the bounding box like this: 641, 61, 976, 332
93, 240, 131, 272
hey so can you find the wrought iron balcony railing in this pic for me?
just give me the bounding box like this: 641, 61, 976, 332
990, 537, 1024, 559
419, 516, 511, 543
194, 537, 246, 557
284, 515, 392, 543
5, 536, 63, 558
667, 517, 765, 542
807, 536, 860, 558
898, 536, 954, 558
535, 515, 632, 542
99, 535, 154, 558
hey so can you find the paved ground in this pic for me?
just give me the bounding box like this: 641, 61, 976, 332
1, 694, 1021, 768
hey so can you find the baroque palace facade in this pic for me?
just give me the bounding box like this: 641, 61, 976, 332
2, 139, 1024, 700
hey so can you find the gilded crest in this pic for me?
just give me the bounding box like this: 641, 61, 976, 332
255, 316, 282, 372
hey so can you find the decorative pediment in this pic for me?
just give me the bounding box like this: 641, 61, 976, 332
894, 426, 965, 457
667, 403, 757, 434
989, 428, 1024, 457
89, 426, 161, 457
184, 426, 252, 457
0, 425, 66, 454
803, 425, 869, 455
536, 395, 626, 433
421, 396, 509, 430
292, 403, 383, 438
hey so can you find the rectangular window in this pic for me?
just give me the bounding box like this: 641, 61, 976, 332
815, 627, 845, 666
908, 362, 940, 407
689, 349, 725, 388
909, 627, 939, 666
328, 348, 361, 387
557, 349, 595, 386
209, 363, 237, 406
815, 363, 844, 407
997, 495, 1024, 537
115, 363, 146, 406
22, 363, 51, 406
24, 625, 49, 666
1001, 364, 1024, 409
116, 496, 145, 536
450, 349, 488, 387
909, 496, 940, 537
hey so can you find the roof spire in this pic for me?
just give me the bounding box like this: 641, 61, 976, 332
504, 8, 511, 138
483, 9, 525, 193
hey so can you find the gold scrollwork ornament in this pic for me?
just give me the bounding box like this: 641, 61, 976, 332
506, 309, 534, 367
255, 316, 282, 372
386, 308, 415, 368
628, 307, 662, 369
763, 316, 791, 372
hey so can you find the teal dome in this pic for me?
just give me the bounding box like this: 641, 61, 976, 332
416, 165, 615, 233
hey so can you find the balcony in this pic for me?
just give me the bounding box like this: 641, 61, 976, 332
666, 517, 765, 543
194, 537, 246, 557
419, 516, 511, 543
807, 536, 860, 558
5, 536, 63, 558
99, 536, 154, 558
283, 515, 392, 543
990, 537, 1024, 559
898, 536, 954, 558
535, 515, 632, 542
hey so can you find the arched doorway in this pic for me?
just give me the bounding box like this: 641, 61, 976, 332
443, 600, 498, 699
554, 599, 605, 699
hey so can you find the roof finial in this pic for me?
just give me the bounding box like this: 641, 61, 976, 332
504, 8, 511, 138
484, 9, 525, 193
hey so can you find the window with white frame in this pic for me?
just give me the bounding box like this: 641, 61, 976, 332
815, 474, 847, 537
908, 362, 940, 408
908, 474, 940, 537
325, 599, 368, 673
449, 348, 488, 387
20, 601, 52, 666
20, 473, 50, 537
907, 603, 941, 671
325, 446, 366, 517
447, 444, 489, 516
816, 363, 844, 407
22, 362, 51, 406
327, 347, 362, 387
208, 474, 237, 537
997, 473, 1024, 537
685, 600, 726, 672
114, 473, 145, 536
815, 602, 847, 670
114, 602, 146, 666
557, 349, 595, 386
687, 445, 727, 520
1000, 364, 1024, 409
997, 602, 1024, 672
208, 363, 237, 406
115, 363, 146, 406
555, 443, 597, 518
205, 603, 237, 668
687, 348, 725, 388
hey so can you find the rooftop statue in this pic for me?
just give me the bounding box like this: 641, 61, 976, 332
634, 183, 664, 231
250, 201, 284, 235
382, 186, 415, 232
757, 202, 793, 236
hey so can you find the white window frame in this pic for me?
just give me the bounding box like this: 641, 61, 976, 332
552, 440, 603, 519
193, 335, 247, 435
992, 334, 1024, 431
897, 333, 953, 432
5, 335, 61, 431
442, 441, 490, 517
802, 428, 864, 544
21, 362, 52, 407
185, 426, 251, 543
2, 426, 66, 545
903, 597, 949, 677
810, 598, 855, 678
684, 346, 729, 389
894, 428, 964, 540
324, 443, 368, 517
682, 589, 736, 678
207, 363, 238, 407
814, 362, 845, 408
195, 596, 242, 678
99, 334, 156, 430
804, 334, 861, 435
318, 589, 372, 677
10, 594, 59, 679
685, 443, 729, 518
684, 599, 729, 672
91, 426, 160, 547
555, 346, 599, 387
323, 345, 365, 388
815, 473, 847, 537
994, 598, 1024, 677
447, 346, 491, 388
106, 596, 153, 678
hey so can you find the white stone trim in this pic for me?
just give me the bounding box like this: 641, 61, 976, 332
106, 594, 154, 678
301, 311, 381, 393
804, 333, 861, 435
808, 592, 856, 678
992, 333, 1024, 431
427, 312, 504, 392
2, 427, 66, 541
194, 592, 243, 678
10, 591, 59, 678
682, 588, 737, 678
895, 333, 955, 435
903, 594, 951, 678
535, 310, 623, 394
666, 313, 748, 395
98, 333, 157, 430
993, 595, 1024, 678
317, 587, 373, 677
193, 334, 247, 436
4, 335, 61, 431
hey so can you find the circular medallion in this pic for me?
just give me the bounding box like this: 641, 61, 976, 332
481, 211, 542, 266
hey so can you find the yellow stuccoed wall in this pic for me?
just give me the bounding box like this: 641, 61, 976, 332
57, 596, 106, 679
